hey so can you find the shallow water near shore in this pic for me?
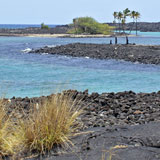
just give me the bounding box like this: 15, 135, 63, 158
0, 36, 160, 98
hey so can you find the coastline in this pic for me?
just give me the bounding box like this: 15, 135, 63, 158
0, 24, 137, 38
1, 31, 160, 159
8, 89, 160, 128
26, 33, 112, 38
0, 33, 137, 38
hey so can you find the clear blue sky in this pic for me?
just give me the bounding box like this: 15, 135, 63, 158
1, 0, 160, 24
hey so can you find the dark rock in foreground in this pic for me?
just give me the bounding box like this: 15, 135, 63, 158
30, 43, 160, 65
30, 122, 160, 160
6, 90, 160, 159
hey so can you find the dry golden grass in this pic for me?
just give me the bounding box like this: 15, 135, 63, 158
0, 93, 82, 158
102, 145, 128, 160
0, 99, 9, 156
0, 99, 25, 156
19, 93, 82, 154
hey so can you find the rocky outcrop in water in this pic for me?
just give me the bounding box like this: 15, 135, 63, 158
30, 43, 160, 65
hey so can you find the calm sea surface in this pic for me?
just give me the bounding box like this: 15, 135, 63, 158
0, 28, 160, 98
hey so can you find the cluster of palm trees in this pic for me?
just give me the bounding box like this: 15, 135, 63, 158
113, 8, 140, 35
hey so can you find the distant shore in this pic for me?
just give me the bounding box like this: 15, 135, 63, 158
0, 25, 137, 38
0, 22, 160, 38
107, 22, 160, 32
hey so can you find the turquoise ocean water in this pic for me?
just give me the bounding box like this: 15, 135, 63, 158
0, 31, 160, 98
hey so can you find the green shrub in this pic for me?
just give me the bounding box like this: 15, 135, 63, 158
41, 23, 49, 29
68, 17, 113, 35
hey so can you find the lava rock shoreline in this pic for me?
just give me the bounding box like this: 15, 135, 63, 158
32, 122, 160, 160
108, 22, 160, 32
5, 90, 160, 160
7, 90, 160, 128
30, 43, 160, 65
0, 25, 69, 35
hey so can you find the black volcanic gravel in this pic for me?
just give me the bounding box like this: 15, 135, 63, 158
6, 90, 160, 129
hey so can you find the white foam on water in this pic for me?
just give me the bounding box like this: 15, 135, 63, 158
21, 48, 32, 53
134, 61, 140, 64
42, 53, 48, 55
46, 45, 56, 48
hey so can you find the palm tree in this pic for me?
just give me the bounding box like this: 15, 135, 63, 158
130, 11, 136, 34
117, 12, 123, 33
121, 18, 126, 33
123, 8, 130, 17
135, 12, 140, 35
122, 8, 130, 33
113, 12, 118, 22
113, 12, 118, 31
73, 18, 77, 34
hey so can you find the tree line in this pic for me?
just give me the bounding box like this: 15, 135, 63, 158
113, 8, 140, 35
40, 9, 140, 36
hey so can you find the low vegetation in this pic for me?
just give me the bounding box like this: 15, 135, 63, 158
68, 17, 114, 35
0, 99, 25, 157
41, 23, 49, 29
20, 93, 82, 154
0, 93, 82, 158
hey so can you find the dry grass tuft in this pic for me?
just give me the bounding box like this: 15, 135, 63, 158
0, 99, 25, 156
19, 93, 82, 154
102, 145, 128, 160
0, 93, 82, 158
